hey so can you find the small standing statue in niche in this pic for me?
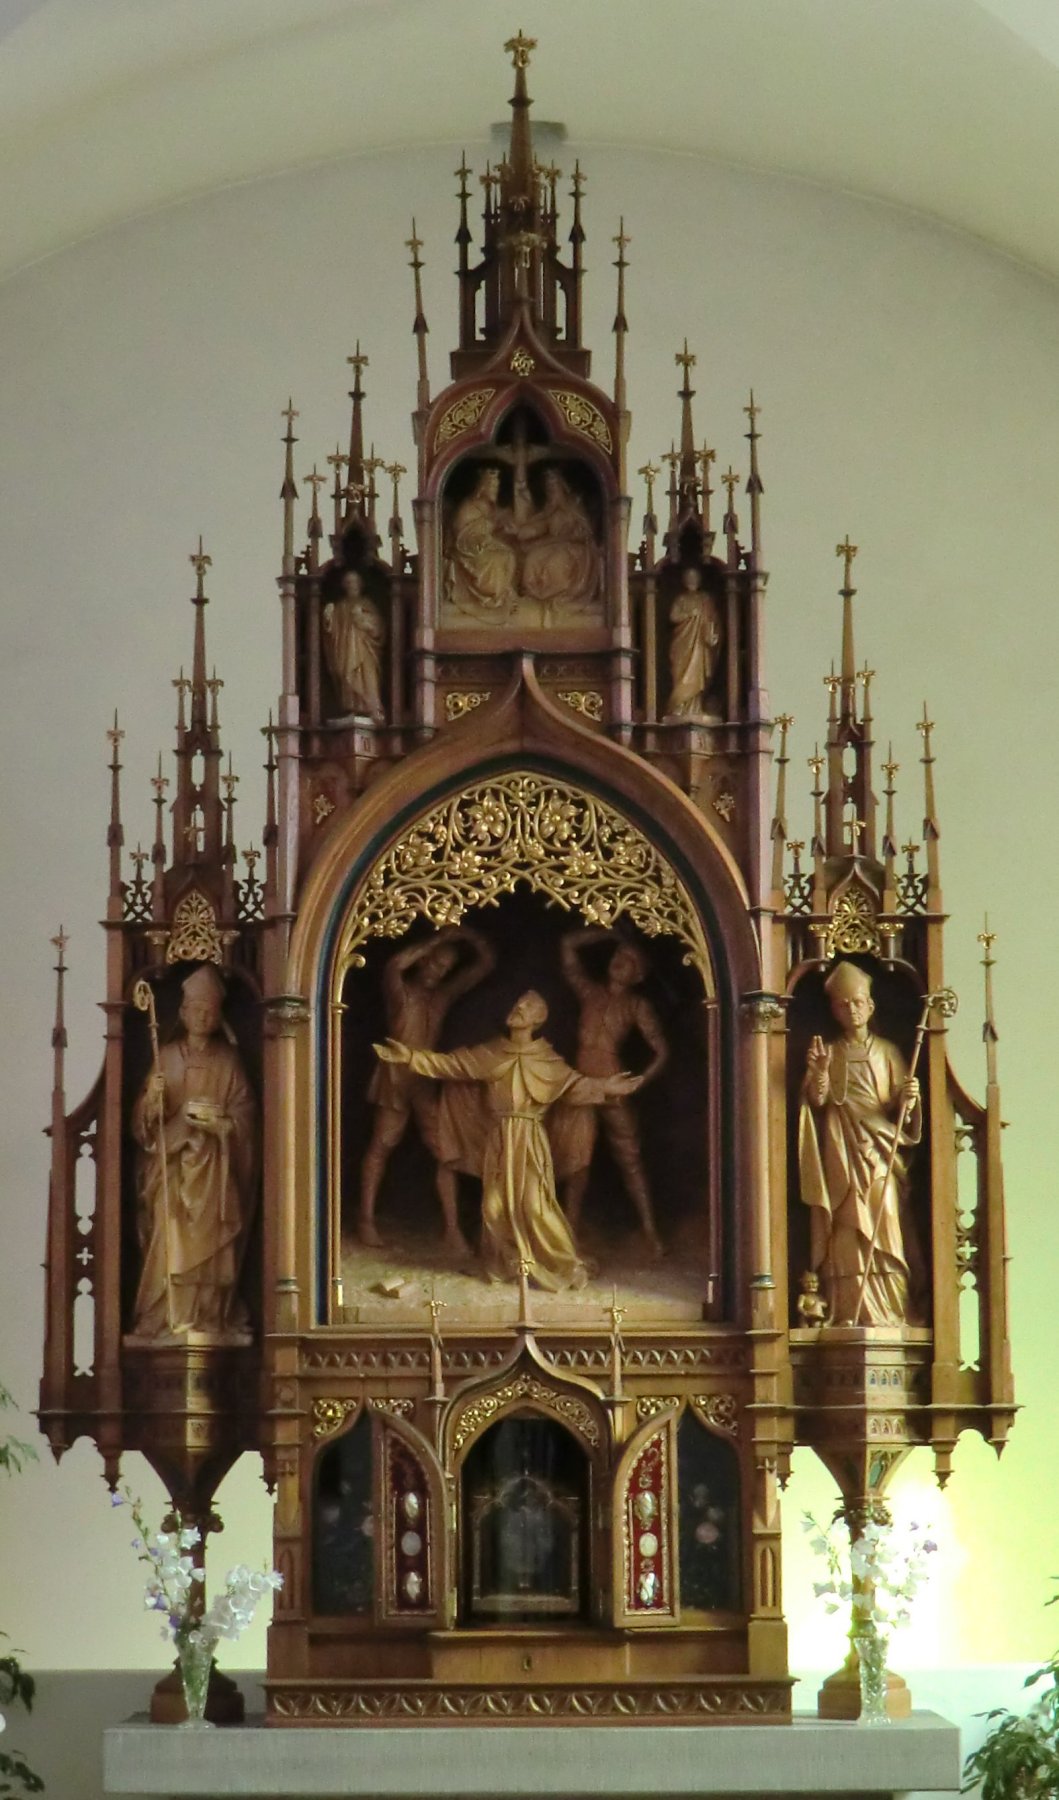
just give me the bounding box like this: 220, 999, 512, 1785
445, 466, 520, 619
129, 964, 257, 1342
666, 566, 722, 719
322, 569, 386, 721
797, 961, 921, 1326
517, 467, 601, 623
373, 990, 641, 1291
549, 929, 668, 1258
359, 928, 496, 1255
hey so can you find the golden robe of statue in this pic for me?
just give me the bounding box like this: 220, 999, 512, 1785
130, 965, 257, 1340
374, 991, 638, 1290
322, 569, 386, 721
517, 469, 601, 620
666, 567, 722, 718
797, 962, 920, 1325
445, 466, 519, 619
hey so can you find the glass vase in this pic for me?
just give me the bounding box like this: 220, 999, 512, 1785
852, 1620, 889, 1724
177, 1634, 216, 1729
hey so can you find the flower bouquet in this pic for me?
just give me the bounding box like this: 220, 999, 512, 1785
805, 1510, 937, 1723
122, 1491, 282, 1728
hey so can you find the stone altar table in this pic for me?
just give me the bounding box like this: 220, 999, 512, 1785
103, 1712, 960, 1799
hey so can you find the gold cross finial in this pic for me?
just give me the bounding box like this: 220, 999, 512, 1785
385, 460, 407, 484
405, 223, 423, 262
106, 715, 124, 753
172, 670, 191, 699
189, 538, 212, 587
243, 845, 260, 874
455, 151, 471, 186
845, 808, 866, 853
787, 839, 805, 858
346, 342, 368, 375
722, 466, 738, 505
675, 340, 696, 379
882, 756, 899, 782
807, 750, 824, 781
51, 925, 69, 960
823, 671, 841, 696
542, 160, 562, 186
131, 846, 148, 876
744, 391, 761, 427
775, 712, 794, 734
917, 707, 935, 740
901, 839, 919, 860
304, 466, 326, 499
326, 446, 348, 476
505, 30, 536, 68
222, 767, 239, 802
638, 460, 659, 510
836, 534, 857, 588
698, 444, 716, 475
662, 446, 680, 475
150, 764, 169, 801
281, 397, 299, 431
978, 916, 997, 958
613, 219, 631, 257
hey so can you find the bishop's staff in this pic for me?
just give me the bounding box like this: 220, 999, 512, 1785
133, 977, 174, 1333
852, 985, 958, 1326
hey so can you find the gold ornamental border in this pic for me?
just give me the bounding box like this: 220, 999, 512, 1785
449, 1373, 601, 1456
332, 772, 713, 992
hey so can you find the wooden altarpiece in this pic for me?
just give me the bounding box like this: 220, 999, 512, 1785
40, 37, 1014, 1728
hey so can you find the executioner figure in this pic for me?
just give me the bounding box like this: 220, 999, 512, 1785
666, 566, 722, 719
798, 960, 921, 1325
549, 929, 668, 1257
374, 990, 640, 1291
359, 927, 496, 1254
322, 568, 386, 722
129, 964, 257, 1341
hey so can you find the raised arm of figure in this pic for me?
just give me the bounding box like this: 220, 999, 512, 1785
559, 926, 612, 998
442, 926, 498, 1001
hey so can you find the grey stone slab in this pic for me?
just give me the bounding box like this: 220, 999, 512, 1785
103, 1711, 961, 1798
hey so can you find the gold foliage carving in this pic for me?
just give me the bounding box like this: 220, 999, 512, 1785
510, 348, 535, 376
312, 1397, 358, 1439
435, 388, 496, 448
636, 1395, 681, 1420
445, 690, 492, 722
165, 889, 222, 965
550, 390, 613, 454
556, 689, 603, 722
369, 1398, 415, 1419
692, 1392, 739, 1435
450, 1373, 600, 1454
335, 772, 712, 991
825, 883, 882, 958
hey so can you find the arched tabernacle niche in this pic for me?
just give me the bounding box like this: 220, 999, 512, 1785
315, 761, 744, 1322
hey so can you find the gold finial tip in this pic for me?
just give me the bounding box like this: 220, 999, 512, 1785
504, 30, 537, 68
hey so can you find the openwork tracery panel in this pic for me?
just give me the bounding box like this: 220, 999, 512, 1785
333, 772, 713, 993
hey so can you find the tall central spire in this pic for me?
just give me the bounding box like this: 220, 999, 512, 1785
503, 30, 537, 206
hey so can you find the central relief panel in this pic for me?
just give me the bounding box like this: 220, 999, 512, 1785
326, 772, 721, 1326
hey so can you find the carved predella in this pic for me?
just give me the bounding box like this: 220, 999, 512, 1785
40, 33, 1013, 1736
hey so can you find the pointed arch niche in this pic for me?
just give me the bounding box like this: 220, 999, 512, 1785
304, 750, 756, 1330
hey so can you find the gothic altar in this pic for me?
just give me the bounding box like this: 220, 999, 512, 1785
41, 35, 1013, 1729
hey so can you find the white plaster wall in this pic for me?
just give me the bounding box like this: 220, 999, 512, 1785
0, 140, 1056, 1700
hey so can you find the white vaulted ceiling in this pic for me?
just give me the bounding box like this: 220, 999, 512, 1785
0, 0, 1057, 284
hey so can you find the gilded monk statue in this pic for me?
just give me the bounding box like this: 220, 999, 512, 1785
374, 990, 640, 1291
359, 928, 496, 1255
798, 960, 921, 1325
549, 929, 668, 1257
129, 964, 257, 1341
